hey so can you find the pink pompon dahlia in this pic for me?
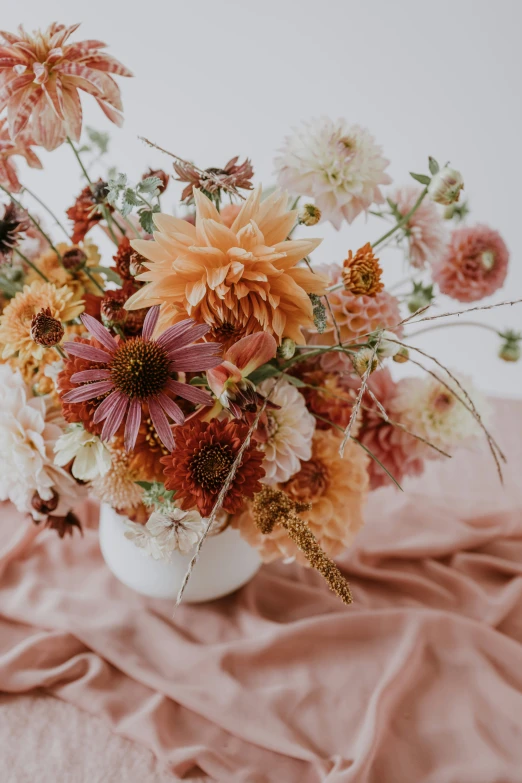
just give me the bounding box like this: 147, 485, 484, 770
432, 224, 509, 302
61, 307, 221, 452
392, 185, 447, 269
0, 23, 132, 151
0, 116, 42, 192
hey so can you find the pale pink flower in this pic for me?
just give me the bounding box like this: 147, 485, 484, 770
0, 117, 42, 192
275, 117, 391, 229
432, 224, 509, 302
61, 307, 221, 452
0, 23, 132, 151
392, 185, 447, 268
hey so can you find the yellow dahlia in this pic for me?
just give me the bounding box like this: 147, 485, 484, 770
0, 280, 83, 361
125, 187, 326, 345
26, 241, 103, 297
233, 429, 369, 563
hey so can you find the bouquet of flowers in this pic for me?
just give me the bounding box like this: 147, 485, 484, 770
0, 22, 519, 603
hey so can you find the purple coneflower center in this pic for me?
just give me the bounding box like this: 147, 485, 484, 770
110, 337, 170, 399
191, 444, 234, 491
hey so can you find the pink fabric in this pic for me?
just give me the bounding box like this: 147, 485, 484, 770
1, 399, 522, 782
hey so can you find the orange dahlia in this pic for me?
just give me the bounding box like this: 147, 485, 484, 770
125, 187, 326, 346
0, 23, 132, 151
161, 418, 265, 517
233, 429, 369, 563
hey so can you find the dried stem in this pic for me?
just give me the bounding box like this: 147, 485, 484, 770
405, 298, 522, 326
339, 334, 382, 456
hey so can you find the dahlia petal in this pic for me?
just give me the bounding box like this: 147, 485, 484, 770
70, 369, 111, 383
166, 379, 212, 406
157, 393, 185, 425
23, 148, 43, 169
58, 63, 123, 110
101, 393, 128, 443
193, 188, 222, 223
8, 86, 40, 138
95, 98, 124, 128
0, 73, 33, 112
42, 75, 65, 120
152, 213, 197, 239
62, 380, 114, 403
31, 93, 67, 151
0, 157, 21, 191
63, 41, 108, 60
124, 398, 142, 451
141, 305, 160, 341
149, 398, 175, 452
79, 53, 133, 78
80, 313, 118, 352
62, 84, 82, 141
63, 341, 112, 363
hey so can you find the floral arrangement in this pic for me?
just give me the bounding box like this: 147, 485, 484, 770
0, 22, 519, 605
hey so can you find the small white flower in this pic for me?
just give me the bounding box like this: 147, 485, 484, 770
377, 331, 401, 359
125, 508, 206, 562
428, 167, 464, 205
43, 359, 64, 390
54, 424, 111, 481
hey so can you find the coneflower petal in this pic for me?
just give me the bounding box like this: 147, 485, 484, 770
62, 379, 114, 403
124, 398, 142, 452
141, 304, 160, 341
101, 393, 128, 442
93, 389, 122, 424
63, 341, 112, 363
80, 313, 118, 352
156, 320, 210, 351
166, 379, 212, 406
156, 393, 185, 425
149, 397, 175, 452
166, 342, 222, 362
70, 368, 111, 383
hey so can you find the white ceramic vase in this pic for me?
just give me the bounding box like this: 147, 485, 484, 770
98, 503, 261, 603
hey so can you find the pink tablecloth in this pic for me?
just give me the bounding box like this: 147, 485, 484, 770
1, 399, 522, 782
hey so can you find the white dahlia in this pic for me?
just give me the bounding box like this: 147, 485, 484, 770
0, 364, 79, 520
391, 373, 489, 455
275, 117, 391, 229
257, 377, 316, 485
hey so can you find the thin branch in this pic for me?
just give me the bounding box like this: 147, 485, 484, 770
339, 335, 382, 457
406, 298, 522, 327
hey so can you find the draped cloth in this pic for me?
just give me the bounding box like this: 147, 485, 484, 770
1, 399, 522, 782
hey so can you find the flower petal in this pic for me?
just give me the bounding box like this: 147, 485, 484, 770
80, 313, 118, 352
124, 398, 142, 451
63, 341, 112, 364
156, 320, 209, 351
101, 393, 128, 442
156, 393, 185, 425
93, 389, 122, 424
70, 369, 111, 383
149, 397, 175, 452
225, 332, 277, 376
166, 379, 212, 406
141, 305, 160, 341
62, 380, 114, 403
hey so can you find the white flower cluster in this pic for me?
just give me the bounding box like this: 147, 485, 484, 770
124, 508, 206, 561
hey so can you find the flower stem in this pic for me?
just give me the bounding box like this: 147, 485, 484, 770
21, 186, 71, 241
372, 186, 429, 249
14, 248, 49, 282
405, 320, 501, 339
83, 266, 105, 295
0, 184, 64, 263
67, 136, 93, 184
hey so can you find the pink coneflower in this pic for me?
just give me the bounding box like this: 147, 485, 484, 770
62, 307, 221, 452
392, 185, 447, 268
432, 224, 509, 302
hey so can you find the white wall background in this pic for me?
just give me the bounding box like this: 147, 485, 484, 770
3, 0, 521, 396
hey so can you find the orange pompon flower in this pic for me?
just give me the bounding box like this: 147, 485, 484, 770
125, 187, 326, 347
161, 418, 266, 517
66, 180, 111, 243
0, 117, 42, 192
342, 243, 384, 296
0, 23, 132, 151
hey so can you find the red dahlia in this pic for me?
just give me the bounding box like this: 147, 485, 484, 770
161, 419, 265, 517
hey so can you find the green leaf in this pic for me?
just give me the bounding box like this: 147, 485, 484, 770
188, 375, 208, 386
138, 207, 157, 234
138, 176, 163, 195
119, 198, 134, 217
123, 188, 140, 206
428, 157, 439, 176
409, 172, 431, 186
135, 481, 153, 490
280, 373, 306, 388
248, 363, 280, 384
85, 127, 110, 155
91, 266, 123, 286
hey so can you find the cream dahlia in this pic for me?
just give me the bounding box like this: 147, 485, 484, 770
0, 23, 132, 151
125, 187, 325, 346
233, 429, 369, 563
432, 225, 509, 302
274, 117, 391, 229
392, 185, 447, 268
125, 508, 206, 560
391, 373, 489, 455
256, 377, 316, 485
0, 364, 79, 521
